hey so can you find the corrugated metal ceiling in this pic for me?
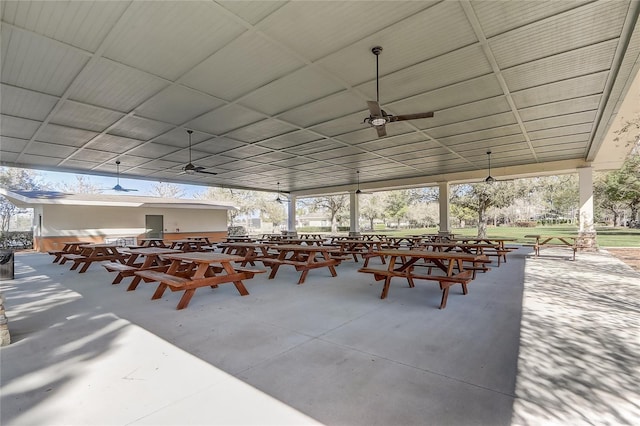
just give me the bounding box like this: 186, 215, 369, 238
1, 0, 639, 195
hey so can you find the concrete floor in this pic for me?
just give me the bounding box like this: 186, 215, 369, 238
1, 247, 638, 425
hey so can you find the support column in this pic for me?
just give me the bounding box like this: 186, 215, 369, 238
350, 192, 360, 236
578, 167, 597, 247
438, 182, 450, 235
287, 195, 296, 236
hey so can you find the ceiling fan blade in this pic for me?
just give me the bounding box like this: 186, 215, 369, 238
376, 124, 387, 137
195, 169, 218, 175
367, 100, 383, 117
390, 112, 434, 122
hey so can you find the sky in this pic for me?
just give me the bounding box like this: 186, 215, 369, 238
36, 169, 207, 198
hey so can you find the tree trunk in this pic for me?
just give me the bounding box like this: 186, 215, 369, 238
369, 218, 374, 230
477, 207, 488, 239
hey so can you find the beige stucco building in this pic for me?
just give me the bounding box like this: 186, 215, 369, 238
0, 190, 236, 252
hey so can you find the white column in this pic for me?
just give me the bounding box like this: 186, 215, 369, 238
578, 167, 595, 233
350, 191, 360, 235
287, 195, 296, 235
438, 182, 450, 234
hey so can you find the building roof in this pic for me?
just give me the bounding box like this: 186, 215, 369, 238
0, 189, 237, 210
1, 2, 639, 195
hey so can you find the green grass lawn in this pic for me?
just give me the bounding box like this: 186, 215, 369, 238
365, 226, 640, 247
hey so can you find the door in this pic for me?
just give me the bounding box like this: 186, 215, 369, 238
145, 215, 164, 238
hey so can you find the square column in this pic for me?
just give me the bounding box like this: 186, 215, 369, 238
438, 182, 450, 235
287, 195, 296, 234
578, 167, 595, 233
350, 192, 360, 236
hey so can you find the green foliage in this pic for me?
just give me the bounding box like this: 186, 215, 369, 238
452, 180, 528, 237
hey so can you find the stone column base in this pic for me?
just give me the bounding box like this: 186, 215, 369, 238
0, 293, 10, 346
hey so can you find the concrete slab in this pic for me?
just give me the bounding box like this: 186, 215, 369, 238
1, 246, 638, 425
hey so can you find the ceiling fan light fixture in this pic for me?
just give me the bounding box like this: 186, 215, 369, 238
370, 117, 387, 126
485, 175, 495, 184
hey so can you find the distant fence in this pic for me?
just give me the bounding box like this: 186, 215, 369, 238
0, 231, 33, 250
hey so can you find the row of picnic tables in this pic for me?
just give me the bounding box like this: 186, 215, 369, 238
47, 233, 528, 310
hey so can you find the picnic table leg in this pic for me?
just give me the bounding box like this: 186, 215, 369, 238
176, 289, 196, 310
406, 275, 415, 288
79, 260, 92, 273
439, 286, 450, 309
297, 269, 309, 285
151, 283, 168, 300
268, 263, 280, 279
112, 273, 124, 284
380, 276, 393, 299
127, 276, 143, 291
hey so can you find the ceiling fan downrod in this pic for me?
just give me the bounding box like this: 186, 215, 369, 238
372, 46, 382, 104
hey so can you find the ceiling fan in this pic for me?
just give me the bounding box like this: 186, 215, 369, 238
275, 182, 290, 203
180, 130, 217, 175
363, 46, 434, 138
355, 170, 373, 195
106, 160, 138, 192
485, 150, 496, 184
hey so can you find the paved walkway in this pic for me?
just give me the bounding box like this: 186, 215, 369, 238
0, 247, 638, 425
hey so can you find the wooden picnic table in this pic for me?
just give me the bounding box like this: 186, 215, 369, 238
267, 238, 326, 246
360, 234, 389, 241
386, 236, 424, 248
64, 243, 127, 273
135, 252, 265, 310
49, 241, 90, 264
453, 237, 517, 249
298, 233, 324, 239
262, 244, 343, 285
138, 238, 168, 248
422, 242, 504, 269
223, 236, 255, 243
523, 234, 591, 260
104, 247, 181, 288
330, 239, 387, 265
358, 249, 487, 309
168, 239, 207, 252
186, 236, 212, 244
218, 242, 275, 266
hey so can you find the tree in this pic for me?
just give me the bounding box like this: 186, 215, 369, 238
599, 153, 640, 225
359, 194, 385, 230
200, 187, 257, 227
256, 195, 287, 232
308, 195, 349, 233
406, 202, 438, 228
0, 167, 44, 234
150, 182, 187, 198
384, 190, 412, 228
594, 175, 627, 225
56, 175, 103, 194
452, 181, 526, 238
